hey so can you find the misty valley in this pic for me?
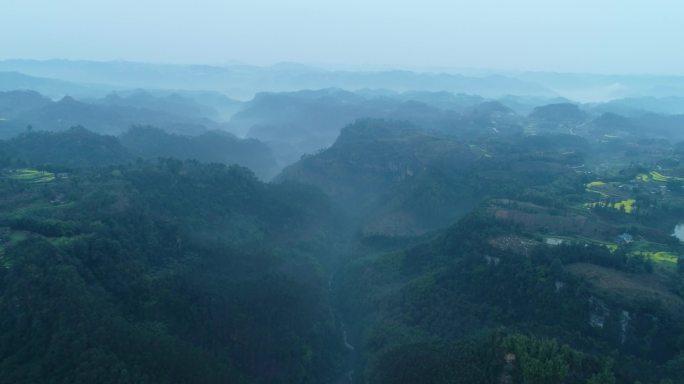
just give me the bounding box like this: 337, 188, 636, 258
2, 60, 684, 384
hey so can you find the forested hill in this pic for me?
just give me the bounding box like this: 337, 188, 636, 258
0, 126, 279, 179
0, 160, 345, 383
3, 82, 684, 383
119, 126, 278, 179
338, 212, 684, 383
278, 118, 582, 237
278, 117, 684, 383
2, 126, 132, 167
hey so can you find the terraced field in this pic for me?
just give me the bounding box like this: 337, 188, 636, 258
650, 171, 683, 182
586, 198, 636, 213
613, 199, 635, 213
546, 234, 618, 252
636, 171, 684, 183
633, 251, 678, 265
585, 180, 610, 197
4, 168, 55, 183
567, 263, 684, 317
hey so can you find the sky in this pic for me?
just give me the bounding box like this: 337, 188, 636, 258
1, 0, 682, 74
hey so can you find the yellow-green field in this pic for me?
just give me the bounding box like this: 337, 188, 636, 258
651, 171, 669, 182
637, 171, 684, 183
633, 251, 678, 264
585, 198, 636, 214
7, 169, 55, 183
585, 181, 610, 197
587, 181, 605, 187
614, 199, 636, 213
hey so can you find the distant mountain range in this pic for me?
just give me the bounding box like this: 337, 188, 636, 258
3, 59, 684, 103
0, 59, 553, 99
0, 71, 107, 99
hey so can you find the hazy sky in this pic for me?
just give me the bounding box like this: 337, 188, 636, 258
1, 0, 682, 74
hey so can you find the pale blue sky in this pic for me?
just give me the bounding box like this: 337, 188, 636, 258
1, 0, 682, 74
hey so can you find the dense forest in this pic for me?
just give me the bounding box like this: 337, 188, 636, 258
0, 159, 346, 383
2, 63, 684, 383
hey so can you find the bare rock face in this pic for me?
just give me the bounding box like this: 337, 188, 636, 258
620, 310, 631, 344
499, 353, 517, 384
589, 296, 610, 329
